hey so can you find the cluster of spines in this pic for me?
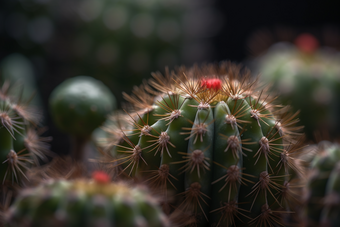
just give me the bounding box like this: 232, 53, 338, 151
0, 81, 52, 188
98, 62, 305, 226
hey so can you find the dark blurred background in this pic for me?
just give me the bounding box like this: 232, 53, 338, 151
0, 0, 339, 155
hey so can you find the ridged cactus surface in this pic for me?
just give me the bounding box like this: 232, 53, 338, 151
304, 142, 340, 227
5, 172, 170, 227
100, 63, 304, 226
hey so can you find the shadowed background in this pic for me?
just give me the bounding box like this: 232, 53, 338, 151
0, 0, 339, 155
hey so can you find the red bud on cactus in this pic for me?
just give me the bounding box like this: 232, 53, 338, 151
295, 33, 319, 54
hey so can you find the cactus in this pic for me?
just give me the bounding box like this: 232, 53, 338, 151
5, 171, 170, 227
304, 142, 340, 227
49, 76, 116, 162
0, 81, 51, 188
99, 62, 305, 226
252, 33, 340, 140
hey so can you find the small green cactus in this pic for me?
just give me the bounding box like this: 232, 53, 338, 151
49, 76, 116, 161
5, 171, 170, 227
99, 62, 305, 226
304, 142, 340, 227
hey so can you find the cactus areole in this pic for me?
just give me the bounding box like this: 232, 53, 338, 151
101, 62, 304, 226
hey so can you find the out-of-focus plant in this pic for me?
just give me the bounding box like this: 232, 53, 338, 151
1, 0, 222, 104
250, 31, 340, 140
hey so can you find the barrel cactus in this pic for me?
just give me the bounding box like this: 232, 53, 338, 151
252, 33, 340, 140
304, 141, 340, 227
5, 171, 170, 227
99, 62, 305, 226
0, 81, 51, 188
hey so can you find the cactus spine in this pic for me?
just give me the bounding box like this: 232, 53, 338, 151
99, 63, 304, 226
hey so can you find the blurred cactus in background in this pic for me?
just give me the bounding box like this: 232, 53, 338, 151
49, 76, 116, 165
303, 141, 340, 227
5, 171, 170, 227
250, 31, 340, 140
0, 54, 43, 108
1, 0, 222, 104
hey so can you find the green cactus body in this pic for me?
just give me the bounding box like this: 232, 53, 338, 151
305, 142, 340, 227
254, 34, 340, 140
102, 63, 304, 226
5, 173, 170, 227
